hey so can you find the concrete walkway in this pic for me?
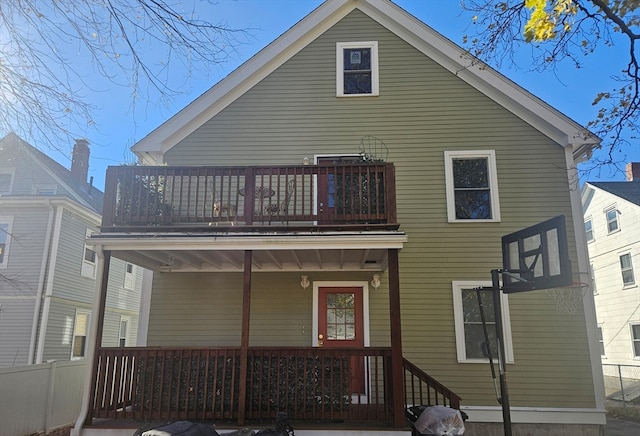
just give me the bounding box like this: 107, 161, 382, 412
605, 416, 640, 435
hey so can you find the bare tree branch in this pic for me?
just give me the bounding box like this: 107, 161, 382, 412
461, 0, 640, 176
0, 0, 249, 154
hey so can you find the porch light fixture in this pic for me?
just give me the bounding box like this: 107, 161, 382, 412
371, 273, 381, 289
302, 157, 310, 165
300, 275, 310, 289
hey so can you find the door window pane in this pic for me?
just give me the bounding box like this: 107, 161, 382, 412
326, 293, 356, 340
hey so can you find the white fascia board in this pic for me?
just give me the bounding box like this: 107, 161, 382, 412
132, 0, 353, 163
581, 183, 596, 209
133, 0, 599, 164
88, 232, 408, 251
361, 0, 600, 150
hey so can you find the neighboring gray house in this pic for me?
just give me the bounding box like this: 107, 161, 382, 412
0, 133, 145, 366
583, 163, 640, 367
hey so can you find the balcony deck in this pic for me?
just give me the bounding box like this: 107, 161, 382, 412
101, 163, 397, 232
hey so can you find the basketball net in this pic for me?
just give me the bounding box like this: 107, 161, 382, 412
544, 282, 589, 315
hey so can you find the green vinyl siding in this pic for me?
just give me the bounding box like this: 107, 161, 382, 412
153, 10, 594, 408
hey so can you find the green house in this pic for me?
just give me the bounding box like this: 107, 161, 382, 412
75, 1, 604, 434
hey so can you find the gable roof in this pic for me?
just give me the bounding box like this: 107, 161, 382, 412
587, 181, 640, 206
132, 0, 600, 165
0, 132, 104, 213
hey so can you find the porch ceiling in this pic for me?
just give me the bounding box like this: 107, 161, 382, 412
88, 231, 407, 272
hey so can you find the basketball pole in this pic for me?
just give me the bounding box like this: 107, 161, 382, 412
492, 268, 512, 436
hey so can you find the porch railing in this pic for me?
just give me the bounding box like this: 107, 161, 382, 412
403, 358, 461, 409
101, 164, 397, 231
89, 347, 460, 425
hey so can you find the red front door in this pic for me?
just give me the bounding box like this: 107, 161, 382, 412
318, 286, 365, 394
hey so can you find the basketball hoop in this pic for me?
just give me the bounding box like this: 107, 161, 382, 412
544, 282, 589, 315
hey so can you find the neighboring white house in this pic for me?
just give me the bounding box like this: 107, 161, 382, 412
583, 162, 640, 366
0, 133, 147, 367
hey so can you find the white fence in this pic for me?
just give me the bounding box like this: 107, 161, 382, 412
0, 360, 86, 436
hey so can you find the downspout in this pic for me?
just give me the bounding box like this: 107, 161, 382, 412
27, 201, 55, 364
35, 204, 64, 364
72, 246, 109, 436
564, 145, 606, 413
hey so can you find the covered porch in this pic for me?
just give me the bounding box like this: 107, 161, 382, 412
74, 163, 461, 433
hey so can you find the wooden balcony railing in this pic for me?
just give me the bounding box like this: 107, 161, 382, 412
101, 164, 397, 231
88, 347, 460, 426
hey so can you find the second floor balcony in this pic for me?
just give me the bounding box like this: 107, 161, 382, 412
102, 163, 397, 233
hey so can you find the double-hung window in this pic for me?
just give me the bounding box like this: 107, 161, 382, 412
124, 262, 135, 290
71, 310, 91, 359
0, 170, 15, 195
584, 218, 593, 242
452, 281, 513, 363
444, 150, 501, 222
119, 317, 130, 347
336, 42, 378, 96
81, 229, 97, 278
631, 324, 640, 358
0, 216, 13, 268
597, 325, 605, 356
606, 206, 619, 233
620, 253, 636, 287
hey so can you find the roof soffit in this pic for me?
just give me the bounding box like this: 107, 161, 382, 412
133, 0, 599, 163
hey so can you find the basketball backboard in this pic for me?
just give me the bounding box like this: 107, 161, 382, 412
501, 215, 572, 294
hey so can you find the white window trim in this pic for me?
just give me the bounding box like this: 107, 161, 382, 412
452, 281, 514, 363
0, 168, 16, 195
597, 324, 605, 357
336, 41, 379, 97
444, 150, 501, 223
630, 323, 640, 359
620, 252, 636, 288
32, 184, 58, 196
605, 205, 620, 234
119, 316, 130, 347
71, 309, 91, 360
124, 262, 136, 290
312, 280, 370, 348
0, 216, 14, 269
584, 217, 594, 242
81, 228, 97, 279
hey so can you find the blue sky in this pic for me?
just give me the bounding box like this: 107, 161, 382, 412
37, 0, 640, 190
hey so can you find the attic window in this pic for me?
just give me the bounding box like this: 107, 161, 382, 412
0, 170, 15, 195
337, 41, 378, 96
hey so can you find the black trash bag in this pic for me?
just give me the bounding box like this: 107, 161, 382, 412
134, 420, 220, 436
